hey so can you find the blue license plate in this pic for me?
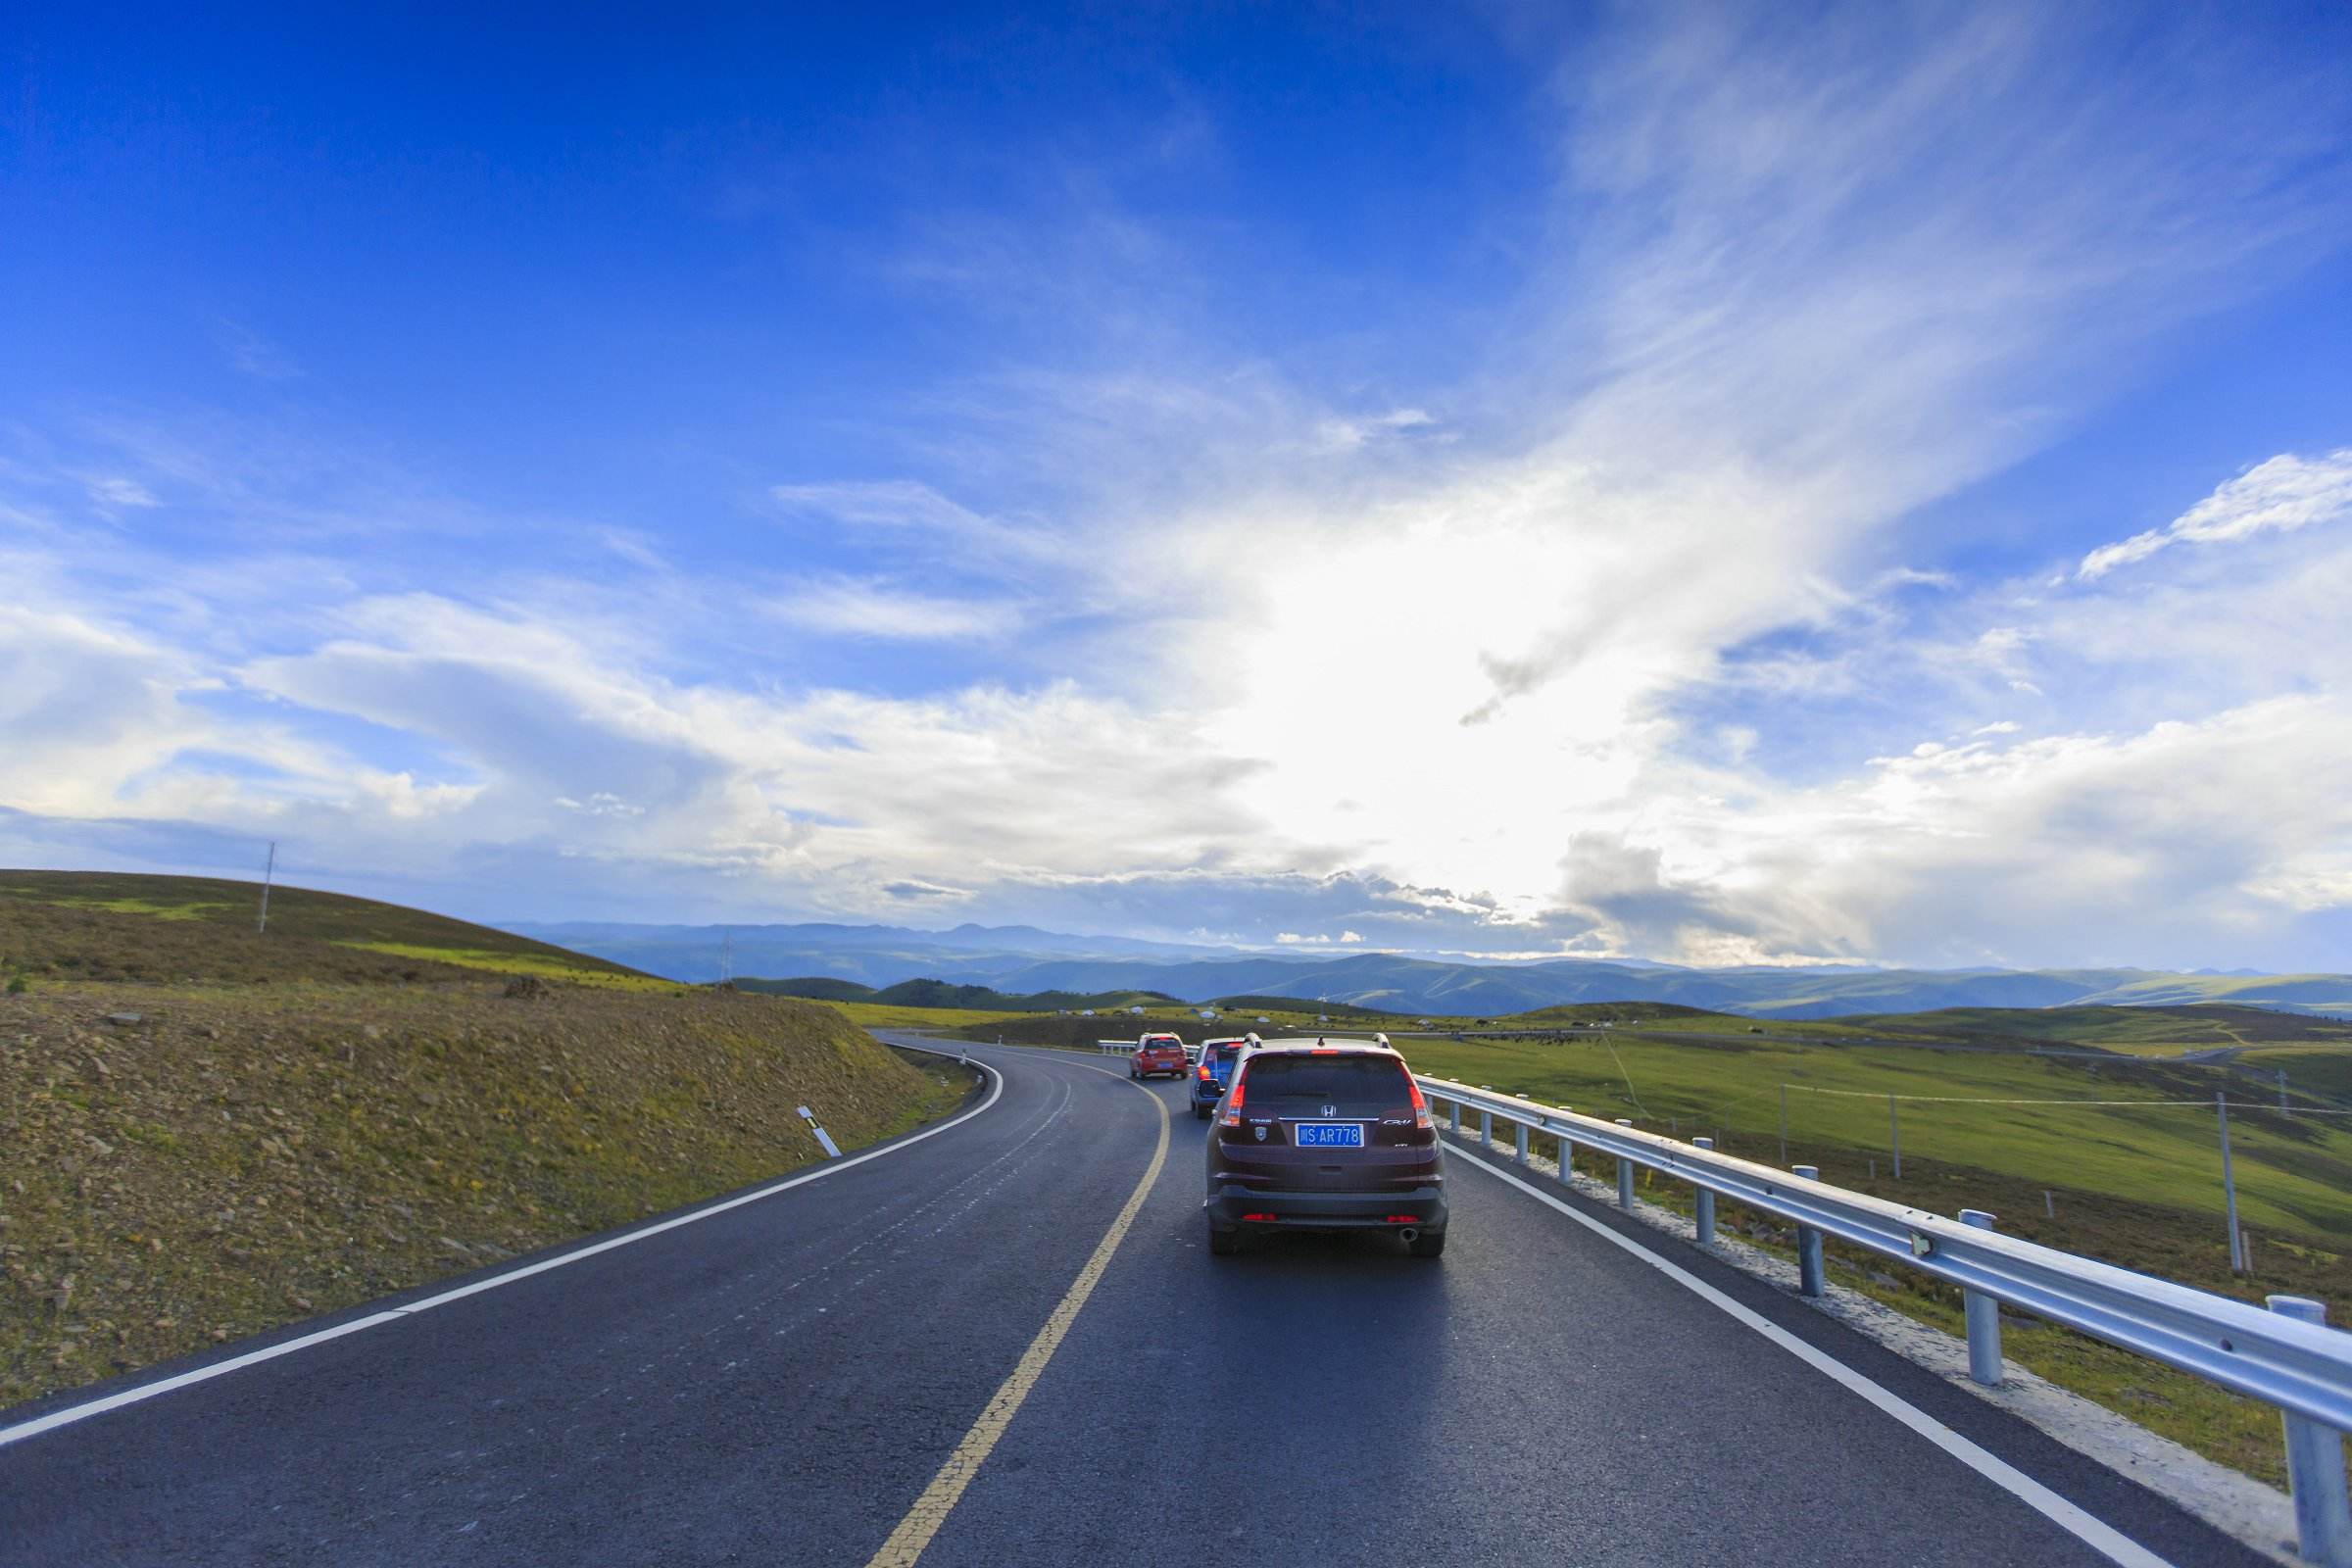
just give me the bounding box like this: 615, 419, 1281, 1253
1295, 1122, 1363, 1149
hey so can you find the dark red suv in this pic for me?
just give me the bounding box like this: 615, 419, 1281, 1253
1130, 1033, 1189, 1080
1202, 1039, 1446, 1257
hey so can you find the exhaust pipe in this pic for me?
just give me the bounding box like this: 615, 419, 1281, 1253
1397, 1227, 1419, 1245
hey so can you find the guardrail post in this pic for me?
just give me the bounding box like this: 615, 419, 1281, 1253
1514, 1119, 1529, 1166
1449, 1098, 1461, 1134
1692, 1138, 1716, 1245
1959, 1209, 2003, 1387
1615, 1119, 1635, 1210
1557, 1109, 1575, 1186
1792, 1165, 1825, 1297
1479, 1107, 1493, 1149
2269, 1296, 2352, 1567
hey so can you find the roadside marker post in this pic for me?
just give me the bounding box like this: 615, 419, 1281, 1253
798, 1105, 841, 1159
1959, 1209, 2003, 1387
1692, 1138, 1716, 1245
2219, 1093, 2246, 1272
1792, 1165, 1825, 1297
2269, 1296, 2352, 1568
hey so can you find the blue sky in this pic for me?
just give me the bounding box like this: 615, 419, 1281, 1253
5, 3, 2352, 971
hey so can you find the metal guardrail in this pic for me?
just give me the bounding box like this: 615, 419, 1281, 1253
1414, 1074, 2352, 1564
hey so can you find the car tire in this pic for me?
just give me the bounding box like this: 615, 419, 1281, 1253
1193, 1103, 1208, 1120
1408, 1230, 1446, 1259
1207, 1224, 1240, 1257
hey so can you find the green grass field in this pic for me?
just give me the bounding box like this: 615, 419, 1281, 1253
1399, 1025, 2351, 1490
1396, 1031, 2352, 1243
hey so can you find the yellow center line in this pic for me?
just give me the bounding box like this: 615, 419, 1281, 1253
863, 1075, 1172, 1568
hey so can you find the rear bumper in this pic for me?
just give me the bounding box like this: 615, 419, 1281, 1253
1203, 1184, 1447, 1233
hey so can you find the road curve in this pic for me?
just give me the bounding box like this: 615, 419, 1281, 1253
0, 1037, 2276, 1567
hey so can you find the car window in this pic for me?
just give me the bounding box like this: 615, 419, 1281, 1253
1239, 1054, 1411, 1110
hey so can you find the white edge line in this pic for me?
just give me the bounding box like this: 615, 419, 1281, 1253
1447, 1145, 2175, 1568
0, 1043, 1004, 1450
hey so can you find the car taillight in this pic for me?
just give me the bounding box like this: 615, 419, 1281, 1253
1404, 1074, 1433, 1132
1385, 1214, 1420, 1224
1197, 1063, 1211, 1081
1220, 1067, 1247, 1127
1242, 1212, 1277, 1222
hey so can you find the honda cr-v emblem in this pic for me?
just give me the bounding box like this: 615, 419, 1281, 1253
1321, 1103, 1336, 1116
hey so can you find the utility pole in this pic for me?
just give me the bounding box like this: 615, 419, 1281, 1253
720, 928, 733, 985
2218, 1092, 2245, 1272
1778, 1083, 1789, 1164
1889, 1093, 1902, 1181
256, 841, 276, 934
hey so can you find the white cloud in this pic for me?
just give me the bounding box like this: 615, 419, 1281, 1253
1309, 408, 1441, 455
768, 579, 1013, 642
2078, 448, 2352, 578
769, 479, 987, 533
0, 605, 208, 814
4, 9, 2348, 973
83, 475, 159, 510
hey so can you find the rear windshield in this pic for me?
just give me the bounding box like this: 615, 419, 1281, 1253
1205, 1043, 1245, 1063
1241, 1054, 1411, 1106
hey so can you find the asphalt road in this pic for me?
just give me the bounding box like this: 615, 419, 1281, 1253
0, 1037, 2278, 1567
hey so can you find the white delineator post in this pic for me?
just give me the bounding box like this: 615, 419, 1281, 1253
2268, 1296, 2352, 1568
1614, 1119, 1635, 1210
798, 1105, 841, 1158
1691, 1138, 1716, 1244
1959, 1209, 2002, 1387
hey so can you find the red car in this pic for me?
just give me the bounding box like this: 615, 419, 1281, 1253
1130, 1032, 1189, 1080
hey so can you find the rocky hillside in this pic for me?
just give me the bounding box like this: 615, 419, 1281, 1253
0, 874, 973, 1409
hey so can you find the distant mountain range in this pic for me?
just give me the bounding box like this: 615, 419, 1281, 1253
499, 919, 2352, 1020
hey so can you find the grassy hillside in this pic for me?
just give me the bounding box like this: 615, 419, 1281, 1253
1398, 1025, 2352, 1488
0, 872, 972, 1409
1, 871, 657, 990
1838, 1004, 2352, 1054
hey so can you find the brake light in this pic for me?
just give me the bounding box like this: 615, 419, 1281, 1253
1385, 1214, 1420, 1224
1220, 1065, 1248, 1126
1404, 1074, 1433, 1132
1242, 1212, 1277, 1222
1197, 1064, 1211, 1081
